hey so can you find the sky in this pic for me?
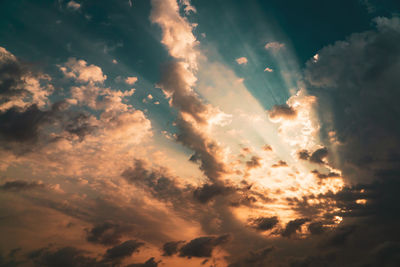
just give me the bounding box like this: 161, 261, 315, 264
0, 0, 400, 266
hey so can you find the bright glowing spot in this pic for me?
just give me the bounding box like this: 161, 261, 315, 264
334, 216, 343, 224
356, 199, 367, 204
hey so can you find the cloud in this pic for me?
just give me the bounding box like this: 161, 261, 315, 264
0, 180, 45, 191
0, 47, 52, 111
0, 105, 52, 146
311, 169, 340, 179
264, 67, 273, 72
162, 241, 185, 256
122, 159, 185, 205
179, 234, 231, 258
67, 1, 81, 10
281, 218, 310, 237
235, 57, 248, 65
104, 240, 144, 260
228, 246, 274, 267
245, 155, 262, 170
86, 222, 133, 246
249, 216, 279, 231
126, 258, 160, 267
309, 147, 328, 164
271, 160, 288, 168
28, 246, 102, 267
125, 76, 138, 85
268, 104, 297, 121
264, 41, 285, 52
59, 58, 106, 84
193, 182, 233, 203
307, 221, 325, 235
297, 149, 310, 160
304, 16, 400, 183
150, 0, 198, 67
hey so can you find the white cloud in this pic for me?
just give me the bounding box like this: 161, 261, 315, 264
150, 0, 199, 69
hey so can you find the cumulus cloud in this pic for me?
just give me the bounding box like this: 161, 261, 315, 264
0, 47, 53, 111
150, 0, 198, 67
304, 16, 400, 182
235, 57, 248, 65
59, 58, 106, 84
125, 76, 138, 85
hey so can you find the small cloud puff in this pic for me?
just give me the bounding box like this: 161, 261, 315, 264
67, 0, 81, 10
236, 57, 248, 65
125, 76, 138, 85
264, 67, 273, 72
264, 41, 285, 52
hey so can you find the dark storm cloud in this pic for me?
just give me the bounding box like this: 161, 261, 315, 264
305, 16, 400, 183
281, 218, 310, 237
268, 104, 297, 120
297, 149, 310, 160
65, 113, 97, 141
249, 216, 279, 231
158, 61, 207, 124
0, 47, 29, 103
176, 117, 228, 181
28, 246, 107, 267
179, 234, 231, 258
228, 246, 274, 267
126, 257, 160, 267
271, 160, 288, 168
245, 155, 262, 170
309, 148, 328, 164
122, 159, 185, 203
86, 222, 133, 246
0, 105, 51, 146
0, 180, 45, 191
307, 221, 325, 235
104, 240, 144, 260
158, 61, 228, 182
310, 169, 340, 179
162, 241, 185, 256
193, 182, 234, 203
